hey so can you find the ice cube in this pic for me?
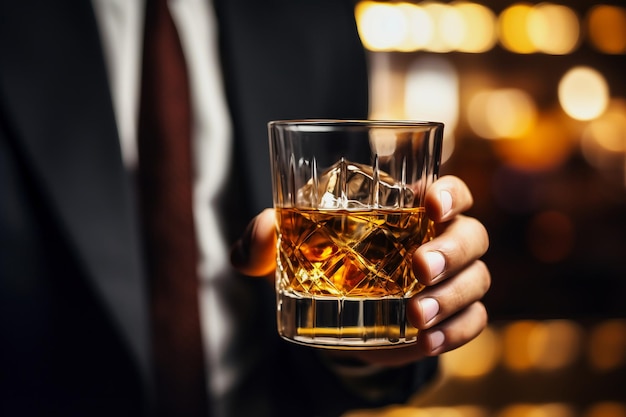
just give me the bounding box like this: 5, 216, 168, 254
296, 159, 414, 209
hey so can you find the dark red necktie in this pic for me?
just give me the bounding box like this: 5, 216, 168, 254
137, 0, 208, 415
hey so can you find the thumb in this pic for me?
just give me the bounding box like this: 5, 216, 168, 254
230, 208, 277, 278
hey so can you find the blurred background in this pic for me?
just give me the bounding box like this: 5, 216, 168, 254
347, 1, 626, 416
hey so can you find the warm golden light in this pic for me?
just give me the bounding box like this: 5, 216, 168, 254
497, 404, 538, 417
503, 321, 584, 373
587, 108, 626, 153
497, 403, 575, 417
405, 56, 458, 162
493, 111, 575, 172
344, 405, 489, 417
588, 319, 626, 372
405, 57, 458, 126
355, 1, 626, 55
452, 1, 497, 53
584, 402, 626, 417
537, 404, 576, 417
442, 326, 501, 378
558, 66, 609, 121
399, 3, 435, 51
499, 3, 536, 54
502, 321, 537, 371
367, 52, 407, 120
587, 5, 626, 54
421, 2, 457, 53
355, 2, 407, 51
440, 3, 466, 51
527, 320, 582, 370
467, 89, 537, 139
580, 99, 626, 187
528, 3, 580, 54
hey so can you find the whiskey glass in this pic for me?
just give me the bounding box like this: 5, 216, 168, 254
269, 120, 443, 349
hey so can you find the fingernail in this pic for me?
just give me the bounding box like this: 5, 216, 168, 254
419, 297, 440, 324
429, 330, 445, 352
426, 251, 445, 279
441, 190, 452, 218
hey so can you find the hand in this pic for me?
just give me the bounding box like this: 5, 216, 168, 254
230, 175, 491, 367
345, 175, 491, 366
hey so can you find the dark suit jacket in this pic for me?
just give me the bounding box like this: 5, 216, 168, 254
0, 1, 437, 416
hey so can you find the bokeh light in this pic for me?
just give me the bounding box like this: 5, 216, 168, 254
588, 319, 626, 372
558, 66, 609, 121
399, 3, 434, 51
584, 402, 626, 417
355, 1, 407, 51
355, 1, 497, 53
343, 405, 490, 417
527, 320, 582, 370
496, 404, 536, 417
497, 403, 575, 417
582, 98, 626, 154
421, 2, 458, 53
498, 3, 536, 54
405, 56, 458, 162
467, 88, 537, 139
354, 1, 625, 55
580, 99, 626, 185
528, 3, 580, 55
442, 326, 501, 378
354, 2, 591, 55
501, 321, 583, 372
587, 5, 626, 54
492, 111, 575, 172
502, 321, 537, 371
452, 1, 497, 53
368, 53, 408, 120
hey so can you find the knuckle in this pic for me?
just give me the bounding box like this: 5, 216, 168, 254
457, 303, 488, 343
468, 216, 490, 250
474, 260, 492, 294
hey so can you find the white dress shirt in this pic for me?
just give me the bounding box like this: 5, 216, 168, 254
91, 0, 238, 403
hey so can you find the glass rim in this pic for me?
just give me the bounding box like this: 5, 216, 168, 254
268, 119, 444, 129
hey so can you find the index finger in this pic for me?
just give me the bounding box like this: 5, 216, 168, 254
425, 175, 474, 223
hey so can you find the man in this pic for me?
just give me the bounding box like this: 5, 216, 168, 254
0, 0, 490, 416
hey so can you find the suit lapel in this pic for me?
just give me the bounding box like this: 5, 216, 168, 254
0, 0, 151, 379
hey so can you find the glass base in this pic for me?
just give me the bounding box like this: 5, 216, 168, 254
277, 290, 418, 349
